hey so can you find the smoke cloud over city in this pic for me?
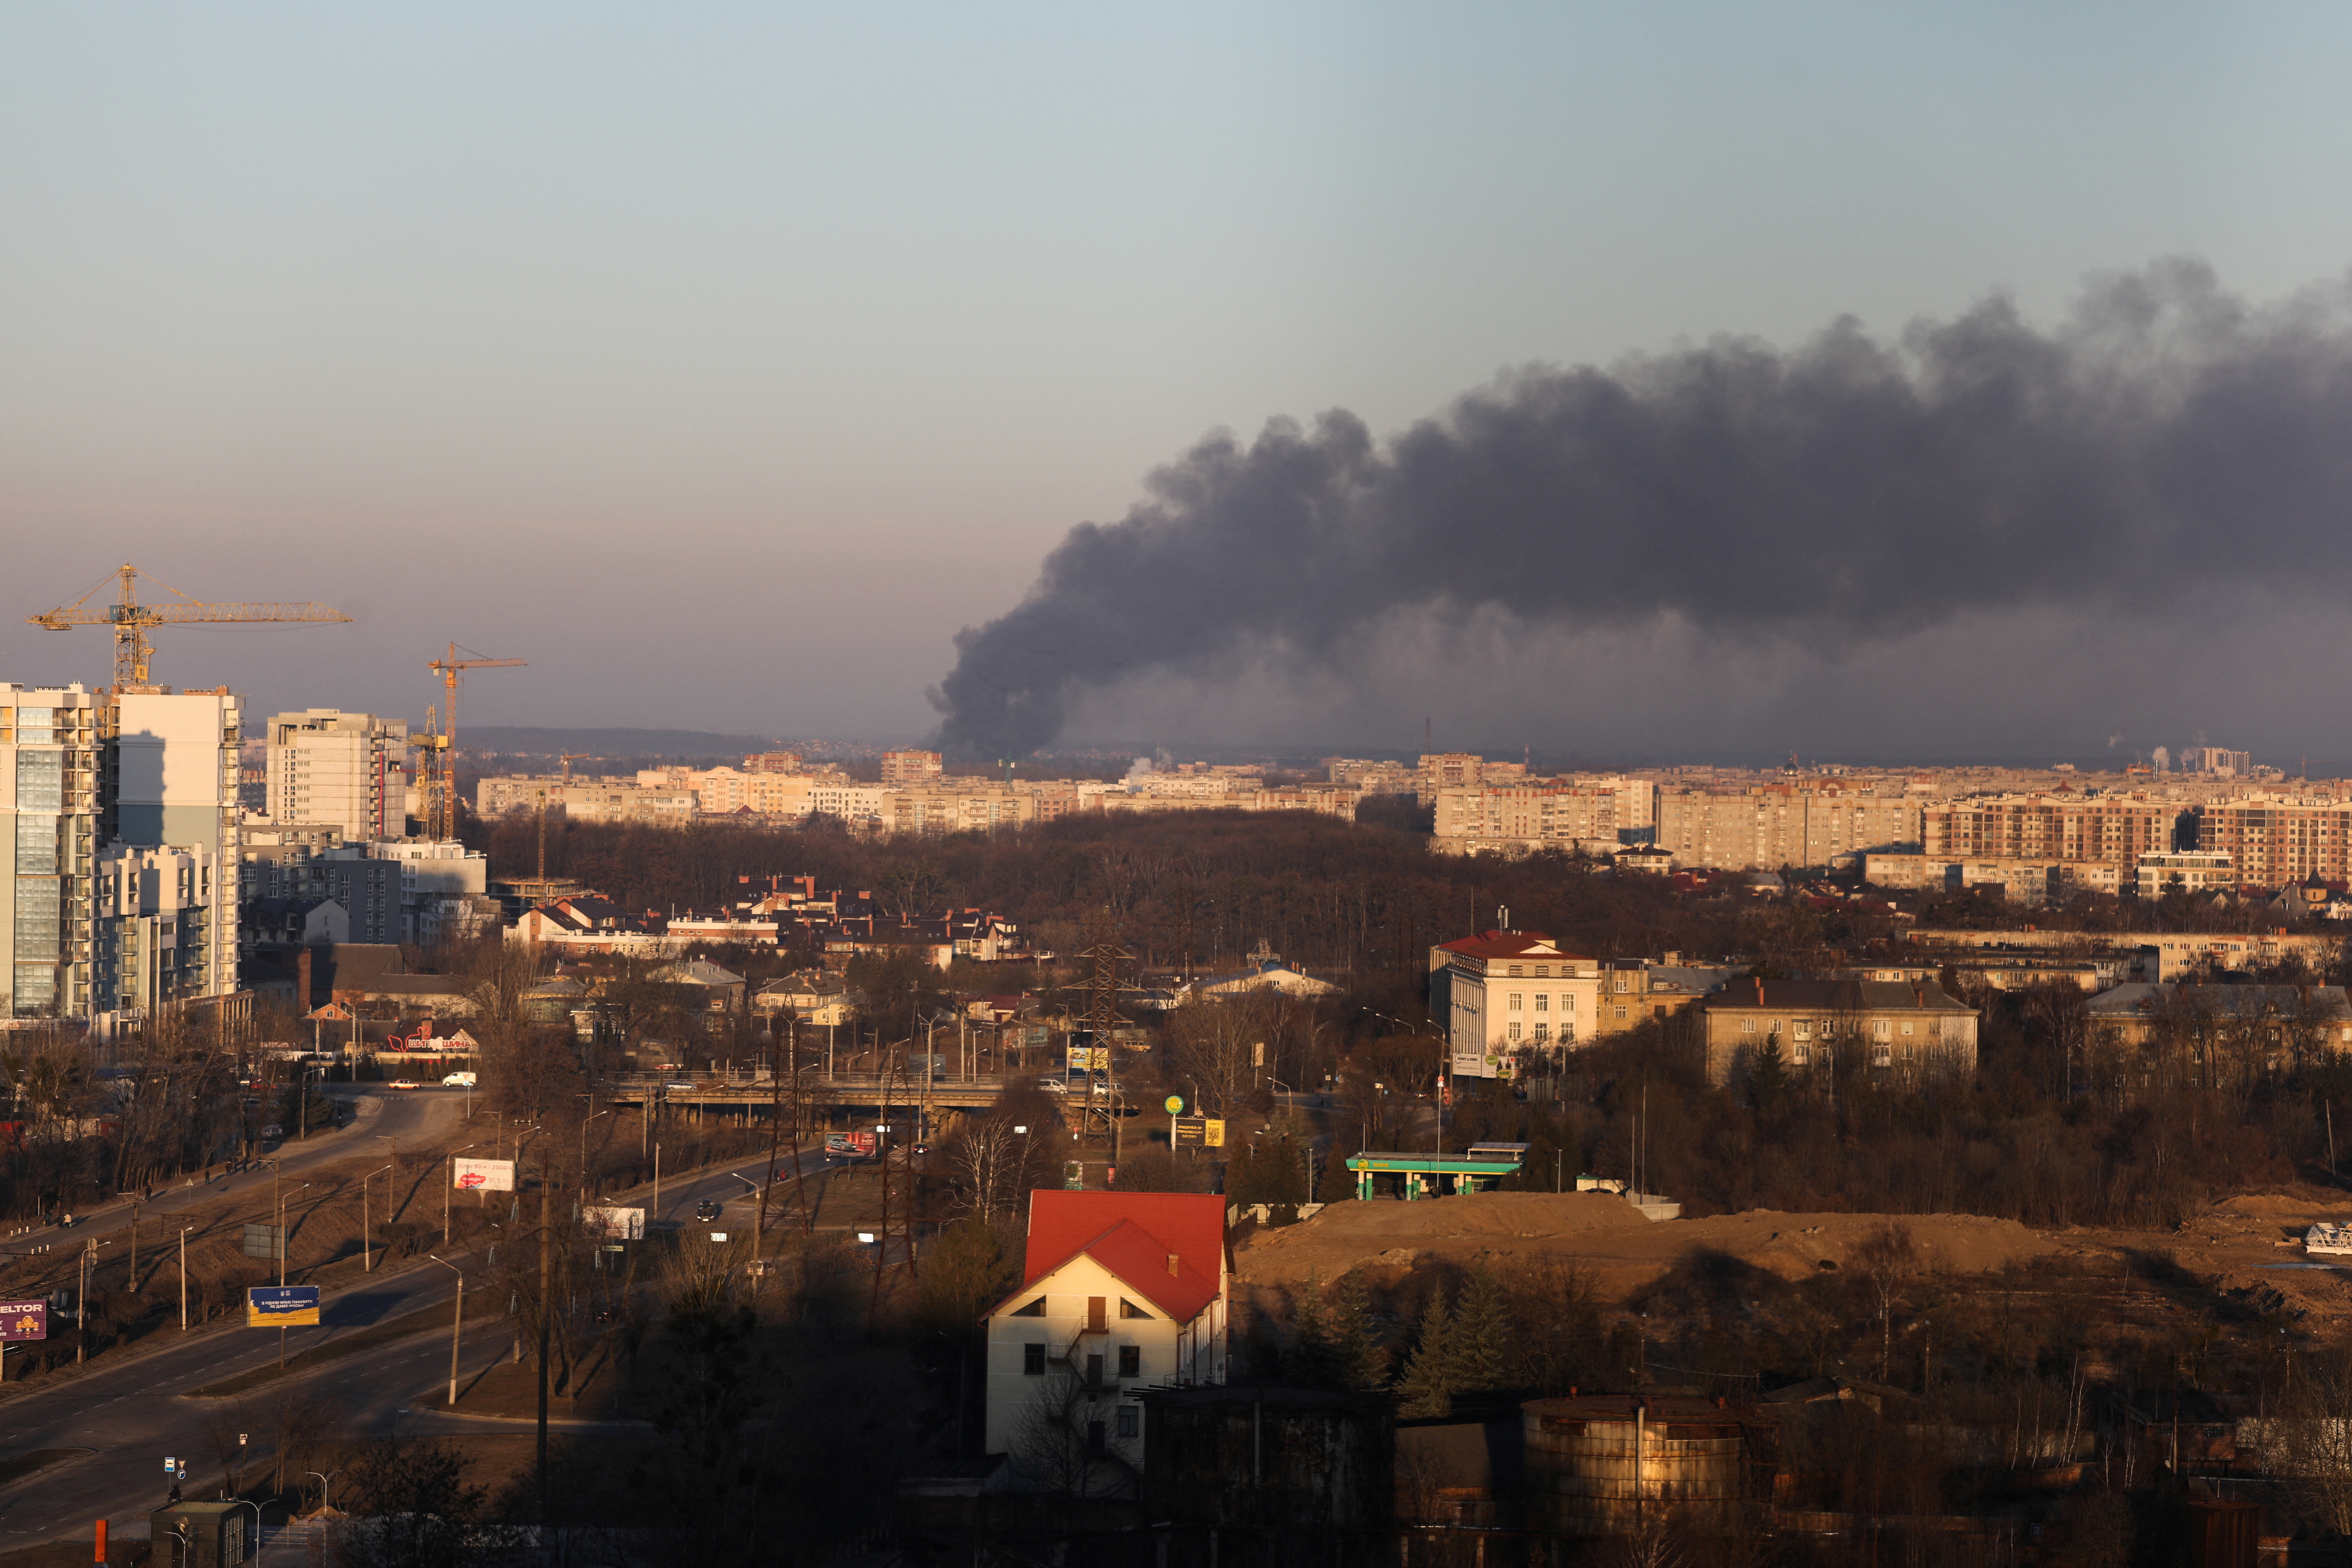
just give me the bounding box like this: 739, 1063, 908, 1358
931, 261, 2352, 760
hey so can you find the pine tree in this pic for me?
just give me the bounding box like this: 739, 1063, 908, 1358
1285, 1270, 1335, 1384
1329, 1270, 1389, 1392
1449, 1265, 1513, 1395
1395, 1292, 1456, 1417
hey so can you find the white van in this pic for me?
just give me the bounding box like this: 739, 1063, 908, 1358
442, 1071, 478, 1089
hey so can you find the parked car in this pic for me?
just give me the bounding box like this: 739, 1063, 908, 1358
1037, 1078, 1068, 1095
442, 1071, 477, 1088
259, 1124, 285, 1139
694, 1199, 721, 1221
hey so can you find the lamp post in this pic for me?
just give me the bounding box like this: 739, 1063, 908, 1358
179, 1225, 192, 1329
361, 1164, 393, 1270
277, 1184, 309, 1287
579, 1107, 611, 1201
375, 1134, 398, 1224
426, 1254, 465, 1407
226, 1499, 260, 1557
75, 1239, 96, 1363
306, 1468, 341, 1512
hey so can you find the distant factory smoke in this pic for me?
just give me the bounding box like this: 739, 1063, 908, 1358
931, 261, 2352, 759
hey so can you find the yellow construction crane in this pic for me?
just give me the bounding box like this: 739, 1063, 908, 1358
421, 642, 526, 840
28, 563, 351, 690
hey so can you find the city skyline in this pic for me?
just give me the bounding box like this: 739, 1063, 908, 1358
8, 7, 2352, 754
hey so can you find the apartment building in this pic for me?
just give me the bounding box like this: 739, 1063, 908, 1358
110, 690, 241, 1006
1432, 784, 1622, 856
1902, 926, 2334, 980
92, 842, 221, 1020
2, 685, 105, 1019
2194, 797, 2352, 890
1655, 783, 1919, 872
1435, 930, 1602, 1081
1592, 957, 1739, 1035
1922, 793, 2181, 869
880, 749, 944, 786
1698, 978, 1980, 1087
265, 709, 409, 839
1325, 758, 1417, 794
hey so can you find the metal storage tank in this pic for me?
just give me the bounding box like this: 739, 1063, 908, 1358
1522, 1394, 1753, 1536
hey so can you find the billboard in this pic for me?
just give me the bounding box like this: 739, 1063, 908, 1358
583, 1206, 645, 1241
1065, 1045, 1109, 1072
246, 1286, 321, 1327
241, 1223, 284, 1261
824, 1132, 878, 1159
0, 1300, 47, 1341
452, 1158, 515, 1192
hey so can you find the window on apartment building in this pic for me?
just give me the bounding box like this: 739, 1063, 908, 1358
1508, 964, 1523, 977
1533, 1023, 1549, 1042
1615, 1006, 1628, 1021
1117, 1406, 1141, 1440
1794, 1021, 1812, 1040
1874, 1020, 1891, 1039
1534, 994, 1548, 1012
1119, 1345, 1140, 1378
1120, 1298, 1151, 1319
1741, 1019, 1755, 1035
1902, 1022, 1915, 1036
1533, 965, 1549, 977
1874, 1045, 1893, 1067
1023, 1343, 1046, 1376
1508, 993, 1523, 1011
1615, 976, 1629, 992
1794, 1042, 1810, 1063
1507, 1022, 1522, 1042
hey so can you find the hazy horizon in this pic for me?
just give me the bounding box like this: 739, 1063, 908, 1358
9, 7, 2352, 759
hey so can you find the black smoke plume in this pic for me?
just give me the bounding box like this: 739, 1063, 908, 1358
931, 262, 2352, 759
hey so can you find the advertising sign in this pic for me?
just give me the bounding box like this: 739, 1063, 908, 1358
452, 1158, 515, 1192
583, 1206, 645, 1241
0, 1300, 47, 1341
1163, 1094, 1184, 1115
1065, 1045, 1109, 1072
1172, 1116, 1206, 1147
241, 1223, 284, 1261
824, 1132, 878, 1159
245, 1286, 321, 1328
1203, 1119, 1226, 1149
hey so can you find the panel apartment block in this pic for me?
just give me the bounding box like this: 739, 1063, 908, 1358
1655, 785, 1920, 872
1921, 793, 2180, 868
267, 709, 409, 840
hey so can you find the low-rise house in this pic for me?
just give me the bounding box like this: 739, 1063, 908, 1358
1698, 977, 1980, 1086
649, 959, 746, 1015
1173, 956, 1341, 1003
983, 1191, 1229, 1492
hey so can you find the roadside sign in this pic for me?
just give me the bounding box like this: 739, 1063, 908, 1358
1066, 1045, 1108, 1072
240, 1223, 284, 1261
583, 1206, 645, 1241
1172, 1116, 1205, 1147
453, 1158, 515, 1192
1062, 1160, 1085, 1190
1163, 1095, 1184, 1115
163, 1456, 176, 1473
245, 1286, 321, 1328
1203, 1118, 1226, 1149
0, 1300, 47, 1341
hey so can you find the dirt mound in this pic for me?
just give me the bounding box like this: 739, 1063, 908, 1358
2216, 1193, 2323, 1216
1233, 1196, 2060, 1301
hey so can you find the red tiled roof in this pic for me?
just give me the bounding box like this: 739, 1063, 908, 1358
1437, 930, 1594, 962
1018, 1191, 1225, 1323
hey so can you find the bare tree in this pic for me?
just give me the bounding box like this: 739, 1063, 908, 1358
1853, 1221, 1918, 1383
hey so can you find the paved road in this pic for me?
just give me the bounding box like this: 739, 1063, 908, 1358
0, 1146, 821, 1550
0, 1086, 469, 1266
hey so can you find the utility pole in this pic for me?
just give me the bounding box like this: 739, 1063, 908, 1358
537, 1147, 553, 1532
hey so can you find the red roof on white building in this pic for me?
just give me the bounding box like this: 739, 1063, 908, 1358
1016, 1190, 1225, 1323
1437, 930, 1594, 963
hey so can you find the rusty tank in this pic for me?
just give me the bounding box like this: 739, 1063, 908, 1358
1522, 1394, 1756, 1536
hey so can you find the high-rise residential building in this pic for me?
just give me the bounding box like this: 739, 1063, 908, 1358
2194, 797, 2352, 889
880, 749, 943, 786
110, 690, 241, 1005
1655, 783, 1921, 871
266, 709, 409, 840
1, 685, 105, 1020
92, 842, 218, 1019
1921, 792, 2181, 871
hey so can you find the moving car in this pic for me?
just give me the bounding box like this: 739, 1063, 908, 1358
694, 1199, 721, 1221
1037, 1078, 1068, 1095
442, 1071, 477, 1088
384, 1079, 420, 1090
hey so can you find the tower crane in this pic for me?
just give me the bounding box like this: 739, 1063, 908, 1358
28, 564, 351, 690
421, 643, 526, 841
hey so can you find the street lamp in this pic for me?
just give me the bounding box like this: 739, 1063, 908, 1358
179, 1225, 194, 1330
361, 1164, 393, 1270
226, 1499, 261, 1556
425, 1254, 465, 1407
307, 1468, 341, 1512
443, 1142, 482, 1243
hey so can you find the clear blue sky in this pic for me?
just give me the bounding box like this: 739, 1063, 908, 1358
4, 5, 2349, 752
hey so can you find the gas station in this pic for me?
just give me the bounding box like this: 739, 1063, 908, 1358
1344, 1141, 1528, 1200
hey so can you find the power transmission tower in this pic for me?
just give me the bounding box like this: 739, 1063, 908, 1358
1074, 919, 1133, 1142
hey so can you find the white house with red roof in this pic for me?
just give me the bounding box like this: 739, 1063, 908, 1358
982, 1190, 1228, 1488
1435, 930, 1601, 1079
